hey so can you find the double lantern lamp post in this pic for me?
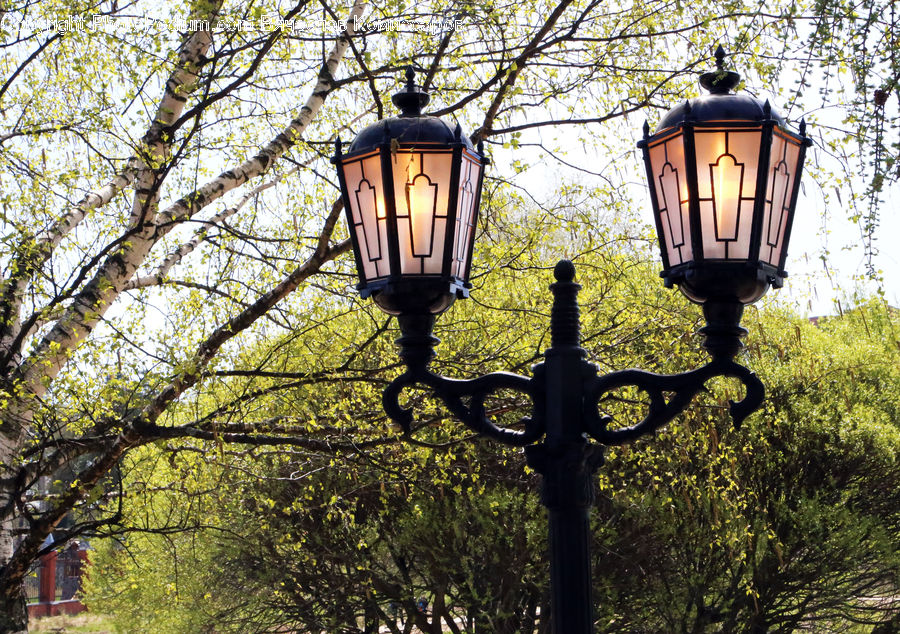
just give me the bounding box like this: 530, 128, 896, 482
332, 48, 810, 633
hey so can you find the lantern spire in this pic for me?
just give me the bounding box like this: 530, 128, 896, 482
392, 66, 430, 117
699, 45, 741, 94
714, 44, 726, 70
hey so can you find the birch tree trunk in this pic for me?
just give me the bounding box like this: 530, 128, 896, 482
0, 2, 366, 629
0, 403, 30, 633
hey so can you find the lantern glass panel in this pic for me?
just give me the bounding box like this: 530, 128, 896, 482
391, 150, 454, 275
648, 131, 692, 267
343, 151, 390, 282
693, 128, 761, 260
453, 149, 482, 279
761, 130, 803, 268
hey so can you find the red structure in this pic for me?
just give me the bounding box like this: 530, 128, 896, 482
26, 544, 88, 618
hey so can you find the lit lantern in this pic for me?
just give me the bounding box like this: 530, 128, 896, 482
639, 46, 812, 305
333, 68, 488, 315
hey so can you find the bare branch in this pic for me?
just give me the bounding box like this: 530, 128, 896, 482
142, 206, 351, 422
472, 0, 576, 141
12, 2, 365, 401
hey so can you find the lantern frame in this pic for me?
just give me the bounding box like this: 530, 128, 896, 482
332, 68, 488, 316
638, 46, 812, 306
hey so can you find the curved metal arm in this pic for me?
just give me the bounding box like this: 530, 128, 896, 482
583, 358, 764, 445
382, 263, 765, 451
382, 367, 545, 446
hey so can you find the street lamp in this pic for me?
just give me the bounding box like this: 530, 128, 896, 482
638, 45, 811, 362
333, 51, 810, 633
333, 67, 487, 318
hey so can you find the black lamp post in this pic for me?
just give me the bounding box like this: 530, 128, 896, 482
333, 51, 810, 633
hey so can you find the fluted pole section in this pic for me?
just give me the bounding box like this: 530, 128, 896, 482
526, 260, 601, 633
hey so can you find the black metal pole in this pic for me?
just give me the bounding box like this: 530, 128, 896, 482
526, 261, 602, 633
382, 260, 765, 633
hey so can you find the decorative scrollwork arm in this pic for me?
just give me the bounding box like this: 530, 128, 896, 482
382, 368, 545, 447
582, 358, 764, 446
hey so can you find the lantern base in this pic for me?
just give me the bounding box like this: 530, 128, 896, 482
395, 313, 439, 369
360, 276, 469, 316
698, 300, 747, 362
662, 261, 783, 305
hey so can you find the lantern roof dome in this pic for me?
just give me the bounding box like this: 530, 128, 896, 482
348, 116, 474, 154
653, 46, 785, 132
655, 93, 785, 131
347, 67, 476, 154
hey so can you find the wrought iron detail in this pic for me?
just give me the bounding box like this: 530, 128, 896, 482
381, 260, 764, 449
383, 365, 543, 445
582, 359, 764, 446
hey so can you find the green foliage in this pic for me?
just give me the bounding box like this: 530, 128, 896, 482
3, 0, 898, 631
82, 444, 236, 633
592, 300, 900, 631
84, 197, 900, 631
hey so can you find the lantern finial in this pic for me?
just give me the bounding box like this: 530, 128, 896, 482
700, 45, 741, 94
392, 66, 430, 117
714, 44, 726, 70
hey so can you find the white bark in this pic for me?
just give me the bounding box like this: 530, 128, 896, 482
0, 431, 19, 561
12, 14, 223, 402
0, 399, 33, 627
157, 1, 366, 227
124, 175, 281, 291
1, 9, 220, 409
0, 12, 219, 361
0, 163, 137, 370
126, 109, 373, 292
130, 23, 216, 226
15, 0, 365, 400
31, 162, 137, 267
